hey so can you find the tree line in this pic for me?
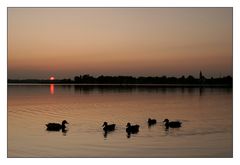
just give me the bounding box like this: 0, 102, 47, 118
72, 74, 232, 85
8, 73, 232, 86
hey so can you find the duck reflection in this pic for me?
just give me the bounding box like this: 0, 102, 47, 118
127, 132, 131, 138
103, 130, 111, 139
62, 128, 68, 136
45, 127, 68, 136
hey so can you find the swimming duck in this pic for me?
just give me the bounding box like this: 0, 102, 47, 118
126, 123, 140, 133
163, 119, 181, 128
102, 122, 116, 132
46, 120, 68, 131
148, 118, 157, 126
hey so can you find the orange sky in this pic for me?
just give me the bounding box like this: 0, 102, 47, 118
8, 8, 232, 79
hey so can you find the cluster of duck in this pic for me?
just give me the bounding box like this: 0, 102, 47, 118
102, 118, 181, 134
45, 118, 182, 137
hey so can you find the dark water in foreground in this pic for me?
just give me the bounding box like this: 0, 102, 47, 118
8, 85, 232, 157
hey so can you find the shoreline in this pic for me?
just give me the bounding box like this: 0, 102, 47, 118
7, 83, 232, 88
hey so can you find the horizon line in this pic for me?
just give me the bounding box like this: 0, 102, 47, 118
8, 74, 233, 80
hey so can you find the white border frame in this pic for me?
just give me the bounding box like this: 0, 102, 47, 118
1, 0, 239, 164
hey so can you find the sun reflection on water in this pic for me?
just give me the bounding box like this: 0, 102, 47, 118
50, 84, 54, 95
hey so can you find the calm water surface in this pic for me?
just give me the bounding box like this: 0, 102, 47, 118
8, 85, 232, 157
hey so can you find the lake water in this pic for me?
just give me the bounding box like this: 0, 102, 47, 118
8, 84, 232, 157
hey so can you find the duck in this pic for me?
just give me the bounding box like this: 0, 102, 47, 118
102, 122, 116, 132
163, 119, 181, 128
126, 123, 140, 134
148, 118, 157, 126
46, 120, 68, 131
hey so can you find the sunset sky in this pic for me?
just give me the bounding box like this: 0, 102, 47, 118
8, 8, 232, 79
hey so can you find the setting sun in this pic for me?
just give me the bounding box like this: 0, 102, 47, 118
49, 76, 55, 81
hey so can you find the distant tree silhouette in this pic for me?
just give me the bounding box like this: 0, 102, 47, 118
74, 76, 80, 83
8, 71, 232, 86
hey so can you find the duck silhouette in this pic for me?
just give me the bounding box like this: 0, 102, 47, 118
126, 123, 139, 134
102, 122, 116, 132
148, 118, 157, 126
163, 119, 181, 129
46, 120, 68, 131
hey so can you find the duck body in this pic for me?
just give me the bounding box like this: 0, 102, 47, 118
163, 119, 181, 128
148, 118, 157, 126
46, 120, 68, 131
102, 122, 116, 132
126, 123, 140, 134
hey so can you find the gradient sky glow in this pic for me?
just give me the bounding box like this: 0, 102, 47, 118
8, 8, 232, 79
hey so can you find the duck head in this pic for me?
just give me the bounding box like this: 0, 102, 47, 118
126, 123, 131, 127
62, 120, 69, 125
163, 119, 169, 123
102, 122, 107, 127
